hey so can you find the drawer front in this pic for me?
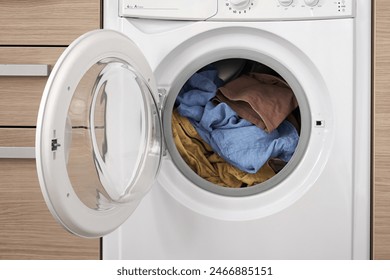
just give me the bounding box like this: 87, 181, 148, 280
0, 129, 100, 259
0, 159, 100, 259
0, 0, 101, 46
0, 128, 35, 147
0, 47, 65, 126
0, 128, 35, 159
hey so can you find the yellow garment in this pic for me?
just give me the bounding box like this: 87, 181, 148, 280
171, 110, 275, 188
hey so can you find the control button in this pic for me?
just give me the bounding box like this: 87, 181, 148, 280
278, 0, 293, 6
229, 0, 251, 10
304, 0, 319, 6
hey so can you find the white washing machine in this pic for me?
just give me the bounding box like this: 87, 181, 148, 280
36, 0, 371, 259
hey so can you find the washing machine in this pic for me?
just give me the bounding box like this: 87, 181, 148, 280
35, 0, 371, 259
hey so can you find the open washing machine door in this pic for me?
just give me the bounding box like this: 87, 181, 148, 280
36, 30, 162, 238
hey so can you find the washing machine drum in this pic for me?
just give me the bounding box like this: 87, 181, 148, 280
165, 57, 302, 196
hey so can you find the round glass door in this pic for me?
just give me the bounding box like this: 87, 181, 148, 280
36, 30, 162, 238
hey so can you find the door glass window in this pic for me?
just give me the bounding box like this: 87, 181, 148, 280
65, 59, 150, 210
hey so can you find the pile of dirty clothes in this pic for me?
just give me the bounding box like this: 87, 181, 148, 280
173, 64, 299, 188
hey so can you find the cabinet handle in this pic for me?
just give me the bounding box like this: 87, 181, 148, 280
0, 64, 49, 77
0, 147, 35, 159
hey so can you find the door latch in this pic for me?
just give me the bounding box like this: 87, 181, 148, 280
51, 139, 61, 151
158, 88, 168, 112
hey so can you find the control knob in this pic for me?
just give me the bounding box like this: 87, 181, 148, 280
229, 0, 251, 10
278, 0, 293, 6
304, 0, 319, 6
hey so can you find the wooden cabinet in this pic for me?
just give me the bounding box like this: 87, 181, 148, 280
373, 0, 390, 259
0, 1, 101, 259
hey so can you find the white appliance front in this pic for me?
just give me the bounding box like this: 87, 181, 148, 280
35, 0, 371, 259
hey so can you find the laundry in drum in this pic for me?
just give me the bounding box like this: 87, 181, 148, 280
174, 61, 300, 187
215, 73, 299, 132
172, 110, 276, 188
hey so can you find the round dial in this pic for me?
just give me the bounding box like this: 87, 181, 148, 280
278, 0, 293, 6
229, 0, 251, 10
304, 0, 319, 6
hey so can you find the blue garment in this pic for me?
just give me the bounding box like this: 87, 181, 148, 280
176, 68, 299, 174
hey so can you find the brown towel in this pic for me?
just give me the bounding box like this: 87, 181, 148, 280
217, 73, 298, 132
171, 110, 275, 188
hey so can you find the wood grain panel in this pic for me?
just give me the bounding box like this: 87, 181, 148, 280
0, 0, 102, 260
0, 0, 101, 46
0, 47, 65, 126
0, 159, 100, 259
0, 128, 35, 147
373, 0, 390, 259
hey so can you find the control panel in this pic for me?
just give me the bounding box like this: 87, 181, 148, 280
214, 0, 355, 20
119, 0, 355, 21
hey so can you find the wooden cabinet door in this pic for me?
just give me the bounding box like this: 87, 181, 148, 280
373, 0, 390, 260
0, 0, 101, 46
0, 129, 100, 259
